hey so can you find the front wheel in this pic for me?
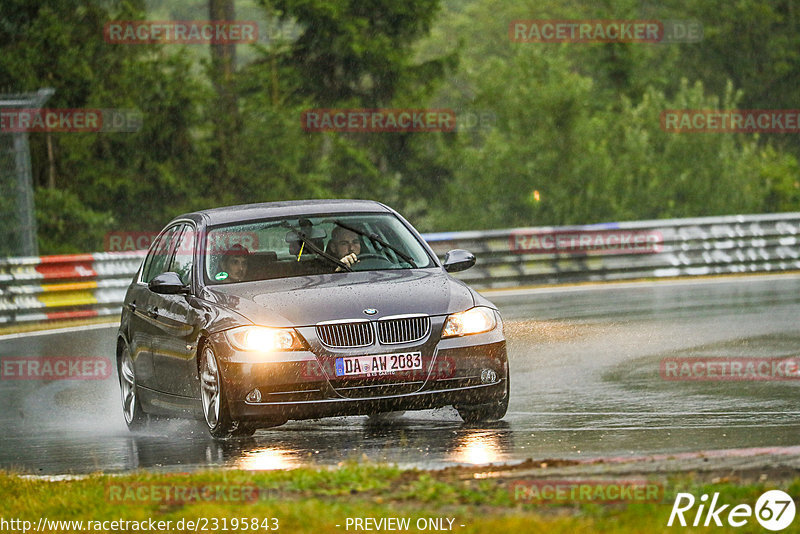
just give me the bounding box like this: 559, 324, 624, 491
456, 377, 509, 424
118, 345, 147, 430
200, 344, 255, 439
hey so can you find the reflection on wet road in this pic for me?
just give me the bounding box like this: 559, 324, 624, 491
1, 274, 799, 475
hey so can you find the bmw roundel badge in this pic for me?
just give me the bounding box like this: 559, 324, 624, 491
363, 308, 378, 315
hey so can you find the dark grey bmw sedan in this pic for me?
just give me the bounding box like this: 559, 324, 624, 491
117, 200, 509, 438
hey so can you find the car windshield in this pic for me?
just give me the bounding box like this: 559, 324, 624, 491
204, 213, 434, 284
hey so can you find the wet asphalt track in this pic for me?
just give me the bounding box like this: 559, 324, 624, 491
1, 274, 798, 475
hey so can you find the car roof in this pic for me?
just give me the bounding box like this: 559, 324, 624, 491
177, 199, 393, 226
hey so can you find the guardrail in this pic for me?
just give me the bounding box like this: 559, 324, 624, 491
1, 212, 798, 326
424, 212, 800, 288
0, 252, 145, 325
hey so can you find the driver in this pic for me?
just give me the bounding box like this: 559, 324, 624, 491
219, 244, 250, 282
329, 227, 361, 271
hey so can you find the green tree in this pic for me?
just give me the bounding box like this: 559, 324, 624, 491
0, 0, 210, 252
238, 0, 456, 218
421, 0, 800, 230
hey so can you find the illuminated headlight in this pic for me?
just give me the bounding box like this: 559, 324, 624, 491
441, 307, 497, 338
225, 326, 307, 352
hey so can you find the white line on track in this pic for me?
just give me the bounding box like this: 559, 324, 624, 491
505, 425, 800, 430
510, 411, 800, 416
0, 322, 118, 342
481, 272, 800, 298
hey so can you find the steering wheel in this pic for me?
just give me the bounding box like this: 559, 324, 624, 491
351, 253, 394, 270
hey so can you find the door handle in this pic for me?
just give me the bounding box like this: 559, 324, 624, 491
147, 307, 159, 318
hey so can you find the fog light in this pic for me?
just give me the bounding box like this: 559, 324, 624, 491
480, 369, 497, 384
246, 388, 262, 403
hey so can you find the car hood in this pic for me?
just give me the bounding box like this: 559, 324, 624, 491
201, 268, 479, 328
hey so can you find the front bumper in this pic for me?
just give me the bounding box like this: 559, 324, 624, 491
209, 322, 508, 422
230, 377, 507, 420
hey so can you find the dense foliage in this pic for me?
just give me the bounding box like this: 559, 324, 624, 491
1, 0, 798, 253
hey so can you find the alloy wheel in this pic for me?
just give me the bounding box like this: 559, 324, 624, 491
201, 346, 221, 429
120, 349, 137, 424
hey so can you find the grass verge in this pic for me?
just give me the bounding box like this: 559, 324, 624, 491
1, 463, 797, 533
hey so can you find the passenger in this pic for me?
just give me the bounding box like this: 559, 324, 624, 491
219, 244, 250, 282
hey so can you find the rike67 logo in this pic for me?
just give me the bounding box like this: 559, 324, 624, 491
668, 490, 796, 531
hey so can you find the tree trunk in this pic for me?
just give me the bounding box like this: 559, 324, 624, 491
209, 0, 239, 192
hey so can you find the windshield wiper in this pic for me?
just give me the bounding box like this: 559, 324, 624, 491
333, 220, 417, 268
281, 222, 353, 272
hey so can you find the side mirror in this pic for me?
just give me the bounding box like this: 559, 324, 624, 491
443, 249, 476, 273
148, 272, 190, 294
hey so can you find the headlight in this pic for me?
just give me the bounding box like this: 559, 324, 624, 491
225, 326, 307, 351
441, 307, 497, 338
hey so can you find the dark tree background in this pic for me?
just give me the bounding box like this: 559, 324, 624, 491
1, 0, 798, 252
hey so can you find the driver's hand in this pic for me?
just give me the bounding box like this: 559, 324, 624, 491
341, 253, 358, 266
335, 253, 358, 272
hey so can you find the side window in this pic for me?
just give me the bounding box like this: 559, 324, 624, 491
169, 226, 195, 286
141, 225, 182, 284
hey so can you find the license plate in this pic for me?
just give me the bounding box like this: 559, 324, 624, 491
335, 351, 423, 377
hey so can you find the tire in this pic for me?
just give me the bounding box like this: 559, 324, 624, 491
199, 344, 255, 439
456, 376, 509, 424
118, 344, 147, 430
